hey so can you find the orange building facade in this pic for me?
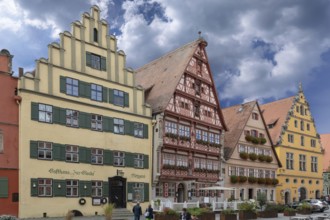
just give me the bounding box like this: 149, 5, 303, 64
0, 49, 19, 216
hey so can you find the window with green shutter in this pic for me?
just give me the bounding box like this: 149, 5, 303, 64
53, 143, 65, 161
53, 107, 66, 125
30, 140, 38, 159
60, 76, 66, 93
86, 52, 92, 67
79, 181, 92, 197
79, 147, 92, 164
102, 116, 112, 132
102, 87, 108, 102
79, 112, 92, 129
144, 183, 149, 202
127, 182, 134, 201
0, 177, 8, 198
143, 124, 149, 139
143, 155, 149, 169
103, 182, 109, 197
104, 150, 113, 165
125, 152, 135, 167
30, 178, 38, 197
124, 92, 129, 107
101, 57, 106, 71
31, 102, 39, 121
125, 120, 134, 136
79, 81, 91, 98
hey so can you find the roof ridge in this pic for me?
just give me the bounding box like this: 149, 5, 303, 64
136, 39, 202, 71
261, 95, 295, 106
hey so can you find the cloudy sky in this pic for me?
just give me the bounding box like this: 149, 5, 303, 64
1, 0, 330, 134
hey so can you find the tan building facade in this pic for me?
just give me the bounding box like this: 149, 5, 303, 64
223, 101, 281, 201
17, 6, 152, 218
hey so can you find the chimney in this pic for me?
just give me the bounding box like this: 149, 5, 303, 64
19, 67, 24, 77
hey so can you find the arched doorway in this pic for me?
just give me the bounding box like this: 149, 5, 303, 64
315, 190, 320, 199
109, 176, 126, 208
285, 192, 290, 204
299, 187, 307, 201
177, 183, 185, 203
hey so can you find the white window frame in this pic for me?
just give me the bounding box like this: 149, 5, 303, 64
92, 181, 103, 197
38, 142, 52, 160
91, 148, 103, 164
91, 114, 103, 131
38, 104, 53, 123
66, 180, 79, 197
114, 151, 125, 166
38, 179, 52, 197
66, 109, 79, 127
66, 145, 79, 162
134, 154, 144, 168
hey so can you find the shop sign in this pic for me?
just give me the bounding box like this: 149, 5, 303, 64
49, 168, 95, 176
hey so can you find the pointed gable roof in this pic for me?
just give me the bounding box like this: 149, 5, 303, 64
260, 96, 295, 145
222, 101, 256, 159
135, 39, 204, 114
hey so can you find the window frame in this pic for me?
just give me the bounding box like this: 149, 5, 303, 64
92, 181, 103, 197
38, 142, 53, 160
91, 148, 103, 165
134, 154, 144, 168
38, 178, 52, 197
91, 84, 103, 102
65, 78, 79, 96
91, 54, 101, 70
299, 154, 306, 171
134, 123, 144, 138
113, 89, 125, 107
114, 151, 125, 166
66, 179, 79, 197
38, 104, 53, 123
286, 152, 294, 170
66, 109, 79, 127
114, 118, 124, 134
65, 145, 79, 163
91, 114, 103, 131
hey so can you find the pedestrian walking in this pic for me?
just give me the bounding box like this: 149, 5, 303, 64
144, 204, 154, 220
132, 202, 142, 220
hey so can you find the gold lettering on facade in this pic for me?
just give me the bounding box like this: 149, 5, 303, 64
48, 168, 95, 176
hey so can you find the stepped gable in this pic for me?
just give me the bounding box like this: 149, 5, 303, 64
260, 96, 295, 144
135, 39, 203, 114
222, 101, 256, 159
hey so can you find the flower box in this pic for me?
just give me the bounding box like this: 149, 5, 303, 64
220, 213, 237, 220
257, 210, 278, 218
239, 210, 257, 220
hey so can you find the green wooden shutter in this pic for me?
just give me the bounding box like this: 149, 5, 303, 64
31, 178, 38, 197
101, 57, 107, 71
102, 87, 108, 102
127, 182, 134, 201
79, 112, 91, 129
103, 116, 111, 132
144, 155, 149, 169
104, 150, 113, 165
30, 140, 38, 159
53, 107, 61, 124
143, 124, 149, 139
124, 92, 129, 107
109, 89, 114, 104
0, 177, 8, 198
79, 180, 92, 197
85, 83, 91, 99
86, 148, 92, 164
60, 76, 66, 93
53, 179, 66, 197
103, 182, 109, 197
59, 108, 66, 125
86, 52, 92, 67
53, 143, 65, 161
79, 147, 87, 163
79, 82, 91, 98
125, 120, 133, 136
144, 183, 149, 202
109, 118, 114, 133
31, 102, 39, 121
125, 152, 135, 167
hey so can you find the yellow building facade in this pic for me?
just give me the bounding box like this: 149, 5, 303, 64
262, 85, 323, 204
17, 6, 152, 218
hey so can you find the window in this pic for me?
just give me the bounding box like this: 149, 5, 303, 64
202, 131, 208, 142
114, 151, 125, 166
301, 121, 304, 131
114, 90, 124, 106
194, 103, 200, 117
38, 142, 52, 160
248, 169, 254, 177
311, 139, 316, 148
134, 123, 143, 138
288, 134, 294, 143
66, 145, 79, 162
229, 166, 237, 176
176, 155, 188, 167
194, 80, 201, 95
286, 152, 294, 170
215, 134, 220, 144
296, 106, 299, 113
294, 120, 298, 128
209, 133, 215, 143
301, 136, 305, 146
179, 125, 190, 138
0, 130, 3, 153
305, 109, 308, 115
38, 179, 52, 197
134, 154, 144, 168
91, 149, 103, 164
165, 121, 177, 135
66, 109, 79, 127
307, 123, 310, 131
66, 180, 78, 197
293, 179, 297, 183
92, 181, 102, 197
91, 114, 102, 131
258, 169, 264, 178
300, 105, 304, 115
91, 54, 101, 70
133, 183, 145, 202
252, 113, 259, 120
251, 130, 258, 137
66, 78, 78, 96
38, 104, 52, 123
163, 153, 175, 166
180, 101, 189, 109
114, 118, 124, 134
239, 167, 245, 176
93, 28, 98, 42
155, 183, 163, 197
91, 84, 102, 101
286, 178, 289, 183
311, 156, 318, 172
0, 177, 8, 198
168, 183, 175, 197
299, 154, 306, 171
265, 170, 270, 178
196, 129, 202, 140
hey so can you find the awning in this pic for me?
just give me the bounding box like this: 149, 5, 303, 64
199, 186, 236, 191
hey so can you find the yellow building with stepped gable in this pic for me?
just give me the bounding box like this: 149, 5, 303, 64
17, 6, 152, 218
261, 84, 323, 204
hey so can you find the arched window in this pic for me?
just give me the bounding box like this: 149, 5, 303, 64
93, 28, 98, 42
0, 130, 3, 153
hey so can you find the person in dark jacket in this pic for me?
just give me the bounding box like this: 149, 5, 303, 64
179, 208, 192, 220
132, 202, 142, 220
145, 204, 154, 220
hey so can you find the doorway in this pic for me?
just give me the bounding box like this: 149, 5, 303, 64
109, 176, 126, 208
248, 188, 253, 199
315, 190, 320, 199
178, 183, 185, 203
299, 187, 307, 201
285, 192, 290, 204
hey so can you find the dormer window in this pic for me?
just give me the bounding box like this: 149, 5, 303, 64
93, 28, 98, 43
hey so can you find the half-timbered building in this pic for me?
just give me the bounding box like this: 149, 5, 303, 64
135, 38, 227, 202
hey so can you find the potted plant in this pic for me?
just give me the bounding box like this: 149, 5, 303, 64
297, 202, 312, 215
221, 209, 237, 220
265, 155, 273, 163
239, 152, 249, 160
248, 176, 257, 184
265, 178, 273, 185
155, 207, 179, 220
257, 177, 266, 184
239, 176, 247, 183
238, 201, 257, 220
260, 137, 267, 144
258, 154, 266, 162
103, 203, 115, 220
248, 153, 258, 161
230, 175, 239, 183
283, 207, 296, 216
187, 207, 214, 220
272, 178, 279, 185
258, 203, 278, 218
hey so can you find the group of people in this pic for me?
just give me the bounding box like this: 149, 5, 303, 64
132, 202, 197, 220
